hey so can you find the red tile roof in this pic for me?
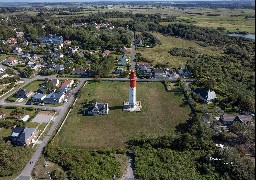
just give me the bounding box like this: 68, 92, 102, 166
61, 80, 73, 88
8, 56, 16, 61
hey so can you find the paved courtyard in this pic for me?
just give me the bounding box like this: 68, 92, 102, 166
31, 111, 54, 123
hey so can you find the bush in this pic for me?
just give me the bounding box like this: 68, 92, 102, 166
44, 146, 121, 179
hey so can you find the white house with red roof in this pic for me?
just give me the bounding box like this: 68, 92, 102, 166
60, 79, 74, 91
3, 57, 18, 66
6, 38, 17, 45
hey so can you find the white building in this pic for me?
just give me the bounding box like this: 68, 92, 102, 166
86, 102, 109, 115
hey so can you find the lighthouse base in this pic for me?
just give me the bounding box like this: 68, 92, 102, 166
123, 101, 142, 112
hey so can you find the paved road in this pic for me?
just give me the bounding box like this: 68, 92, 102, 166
122, 153, 135, 180
16, 79, 86, 180
131, 31, 136, 70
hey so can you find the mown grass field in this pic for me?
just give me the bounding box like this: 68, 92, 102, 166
23, 80, 44, 91
137, 33, 221, 68
54, 82, 190, 149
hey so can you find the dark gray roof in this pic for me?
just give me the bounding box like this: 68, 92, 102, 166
194, 88, 208, 99
10, 127, 24, 138
237, 115, 253, 123
33, 93, 46, 99
220, 114, 236, 122
45, 92, 65, 99
88, 102, 108, 112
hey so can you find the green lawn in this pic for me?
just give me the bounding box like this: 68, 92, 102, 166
54, 82, 190, 149
0, 54, 7, 62
138, 33, 221, 68
23, 80, 44, 91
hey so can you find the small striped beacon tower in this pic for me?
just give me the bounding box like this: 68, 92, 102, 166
123, 70, 142, 112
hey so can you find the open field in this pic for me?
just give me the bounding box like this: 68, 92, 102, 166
54, 82, 190, 149
137, 33, 221, 68
177, 14, 255, 34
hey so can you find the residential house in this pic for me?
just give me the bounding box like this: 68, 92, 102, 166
122, 46, 132, 53
0, 72, 10, 79
26, 61, 35, 67
31, 54, 40, 61
118, 55, 129, 66
32, 93, 47, 103
0, 112, 5, 119
219, 114, 253, 126
72, 68, 87, 75
193, 88, 217, 103
138, 65, 153, 79
102, 50, 111, 58
135, 37, 144, 46
13, 47, 23, 54
37, 35, 63, 44
16, 89, 34, 98
69, 47, 79, 54
9, 127, 38, 146
47, 64, 56, 70
44, 92, 65, 104
15, 32, 24, 39
115, 67, 124, 74
9, 126, 24, 144
51, 53, 64, 60
20, 52, 31, 59
168, 72, 180, 79
154, 69, 167, 79
178, 69, 192, 78
0, 67, 5, 72
44, 78, 60, 89
6, 38, 17, 45
64, 40, 72, 46
23, 40, 29, 46
18, 115, 30, 122
236, 115, 254, 125
72, 23, 87, 28
55, 65, 65, 72
60, 79, 74, 91
32, 63, 41, 70
52, 79, 60, 87
85, 102, 109, 115
136, 62, 153, 68
3, 57, 18, 66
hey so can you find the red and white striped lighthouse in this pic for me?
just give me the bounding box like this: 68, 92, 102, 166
123, 70, 142, 112
129, 70, 136, 107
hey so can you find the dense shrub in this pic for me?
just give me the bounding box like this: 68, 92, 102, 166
44, 145, 121, 179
